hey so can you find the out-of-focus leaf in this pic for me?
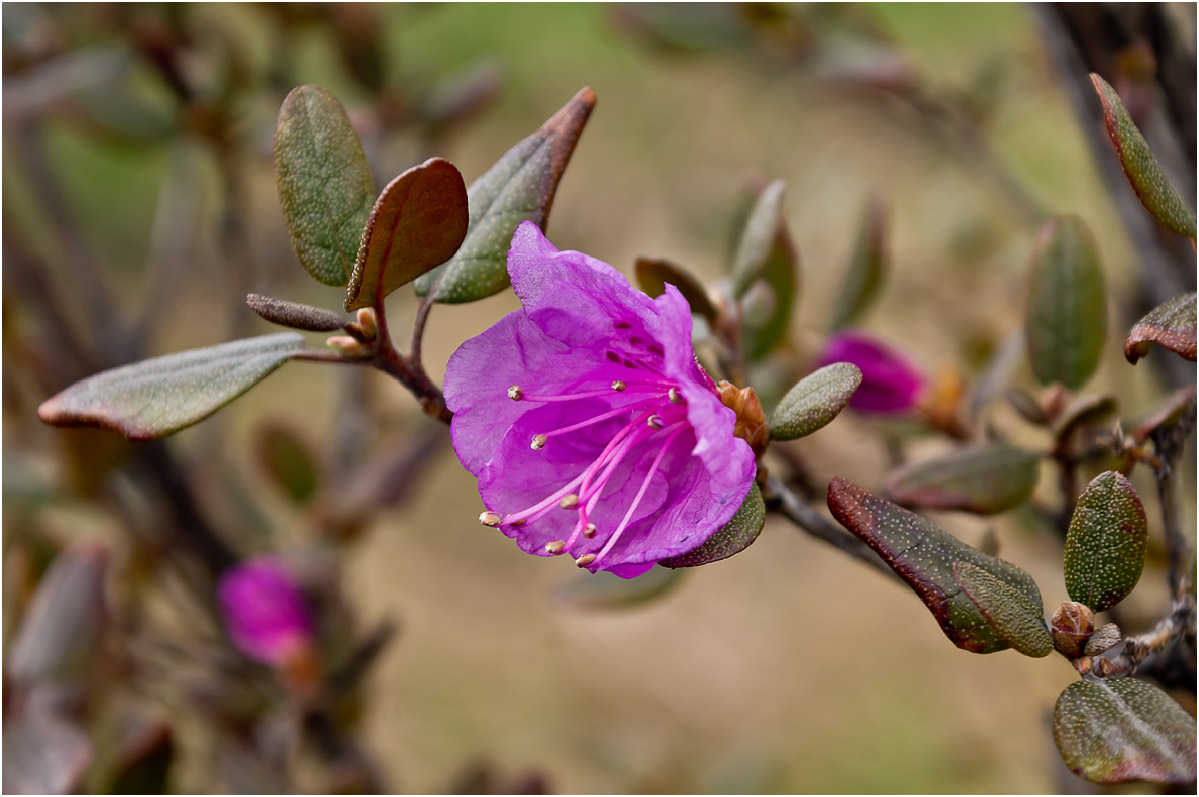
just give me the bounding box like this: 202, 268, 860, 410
256, 424, 320, 506
885, 443, 1039, 515
1131, 386, 1196, 446
104, 720, 174, 795
952, 561, 1052, 657
827, 477, 1043, 653
1123, 293, 1197, 364
730, 179, 785, 298
344, 158, 469, 311
421, 59, 503, 134
769, 362, 862, 441
634, 256, 718, 324
967, 331, 1024, 419
415, 87, 596, 303
742, 223, 800, 360
828, 193, 888, 330
1063, 471, 1147, 612
273, 85, 376, 287
1052, 394, 1119, 441
661, 483, 764, 568
1004, 387, 1048, 425
2, 709, 92, 795
7, 543, 107, 683
1054, 678, 1196, 784
1092, 74, 1197, 239
38, 334, 304, 440
1024, 216, 1108, 390
553, 565, 685, 610
246, 293, 346, 332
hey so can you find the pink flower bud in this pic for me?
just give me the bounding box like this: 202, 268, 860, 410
817, 331, 925, 414
218, 557, 314, 666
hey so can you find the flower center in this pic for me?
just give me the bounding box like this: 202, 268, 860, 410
478, 377, 691, 568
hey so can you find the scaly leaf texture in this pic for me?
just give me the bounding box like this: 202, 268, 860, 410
1063, 471, 1147, 612
1124, 292, 1197, 364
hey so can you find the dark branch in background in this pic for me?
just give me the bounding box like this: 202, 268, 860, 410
764, 475, 898, 581
1034, 4, 1197, 391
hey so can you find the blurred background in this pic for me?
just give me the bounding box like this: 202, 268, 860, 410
4, 3, 1195, 793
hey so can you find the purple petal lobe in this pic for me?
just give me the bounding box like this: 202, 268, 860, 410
218, 557, 313, 665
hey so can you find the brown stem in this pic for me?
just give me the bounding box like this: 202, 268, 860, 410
409, 293, 435, 370
764, 475, 898, 581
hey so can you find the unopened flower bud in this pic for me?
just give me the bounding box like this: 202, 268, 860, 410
218, 558, 315, 671
1083, 622, 1121, 657
1051, 601, 1094, 658
816, 331, 925, 414
355, 308, 378, 341
326, 335, 367, 357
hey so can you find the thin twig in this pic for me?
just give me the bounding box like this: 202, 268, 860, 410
763, 475, 898, 581
1090, 593, 1195, 679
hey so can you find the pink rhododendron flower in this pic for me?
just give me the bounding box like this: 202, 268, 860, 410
444, 222, 756, 578
818, 331, 926, 414
218, 557, 313, 665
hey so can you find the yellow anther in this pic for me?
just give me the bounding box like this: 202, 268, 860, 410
531, 434, 548, 450
576, 554, 597, 567
668, 388, 684, 404
583, 523, 597, 539
507, 385, 524, 401
560, 494, 580, 509
479, 511, 502, 527
545, 540, 566, 555
611, 380, 627, 392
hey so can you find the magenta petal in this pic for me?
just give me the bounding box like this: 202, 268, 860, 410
818, 331, 925, 414
443, 223, 757, 574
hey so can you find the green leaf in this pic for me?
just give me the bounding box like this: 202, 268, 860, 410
256, 424, 320, 506
884, 443, 1039, 515
1024, 216, 1108, 390
1054, 678, 1197, 785
552, 565, 685, 610
828, 193, 888, 330
741, 223, 800, 360
37, 333, 304, 440
273, 86, 376, 287
730, 179, 785, 298
827, 477, 1044, 653
634, 256, 718, 324
1052, 393, 1119, 441
344, 157, 469, 311
660, 483, 765, 568
414, 87, 596, 303
1124, 293, 1197, 364
7, 544, 108, 683
1130, 386, 1196, 446
952, 561, 1052, 657
246, 293, 347, 332
769, 362, 862, 441
1092, 74, 1197, 239
1063, 471, 1147, 612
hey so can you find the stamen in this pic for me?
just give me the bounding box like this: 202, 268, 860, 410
647, 414, 664, 429
508, 385, 524, 401
509, 519, 526, 527
576, 554, 597, 567
538, 397, 659, 441
611, 380, 627, 392
514, 384, 670, 403
668, 388, 684, 404
584, 523, 597, 539
560, 494, 579, 509
530, 434, 547, 450
545, 540, 566, 555
592, 427, 686, 566
479, 511, 502, 526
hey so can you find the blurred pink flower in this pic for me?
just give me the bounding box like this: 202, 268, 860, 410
218, 557, 313, 666
818, 331, 925, 414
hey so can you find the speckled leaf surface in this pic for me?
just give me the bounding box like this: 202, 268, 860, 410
414, 87, 595, 303
661, 483, 764, 568
37, 333, 304, 440
1124, 293, 1197, 364
1092, 74, 1197, 239
827, 477, 1043, 653
552, 565, 685, 610
635, 256, 718, 324
1054, 678, 1196, 784
246, 293, 347, 332
829, 193, 888, 331
770, 363, 862, 441
885, 443, 1039, 515
741, 222, 800, 360
1063, 471, 1147, 612
344, 158, 468, 310
730, 179, 786, 298
952, 561, 1052, 657
274, 86, 376, 287
1024, 216, 1107, 390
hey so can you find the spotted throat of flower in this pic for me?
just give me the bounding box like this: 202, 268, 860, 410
477, 376, 693, 569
